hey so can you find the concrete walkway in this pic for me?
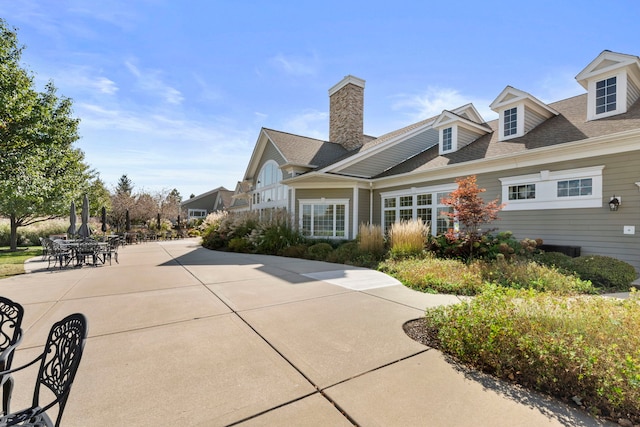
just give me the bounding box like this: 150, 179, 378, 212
2, 239, 614, 426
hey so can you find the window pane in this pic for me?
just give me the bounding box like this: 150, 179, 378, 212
417, 208, 431, 225
384, 210, 396, 232
384, 198, 396, 208
436, 207, 453, 235
417, 194, 431, 205
400, 196, 413, 207
399, 209, 413, 221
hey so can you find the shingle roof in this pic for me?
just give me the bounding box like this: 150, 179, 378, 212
375, 94, 640, 178
262, 128, 349, 168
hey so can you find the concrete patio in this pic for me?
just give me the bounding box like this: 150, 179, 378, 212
1, 239, 614, 426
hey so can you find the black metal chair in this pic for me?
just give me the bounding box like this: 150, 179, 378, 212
0, 298, 24, 417
0, 313, 87, 427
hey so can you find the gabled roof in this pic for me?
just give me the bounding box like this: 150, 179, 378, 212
242, 128, 349, 181
432, 109, 491, 133
490, 86, 559, 118
181, 186, 229, 205
576, 50, 640, 89
375, 92, 640, 179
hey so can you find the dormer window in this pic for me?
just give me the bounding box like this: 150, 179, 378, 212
595, 76, 617, 114
504, 107, 518, 137
490, 86, 558, 141
433, 104, 490, 155
442, 127, 453, 152
576, 51, 640, 121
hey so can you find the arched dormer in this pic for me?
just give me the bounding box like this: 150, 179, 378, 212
489, 86, 558, 142
575, 50, 640, 121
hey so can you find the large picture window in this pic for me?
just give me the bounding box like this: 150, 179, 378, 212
381, 184, 455, 236
300, 199, 348, 238
253, 160, 287, 210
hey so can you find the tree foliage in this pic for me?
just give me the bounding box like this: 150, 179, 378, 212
0, 20, 89, 250
441, 175, 505, 260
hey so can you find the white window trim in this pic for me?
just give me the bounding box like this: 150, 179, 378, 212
187, 208, 208, 219
500, 166, 604, 211
498, 103, 525, 141
587, 71, 627, 121
299, 198, 349, 239
380, 184, 457, 235
439, 126, 456, 154
253, 160, 288, 210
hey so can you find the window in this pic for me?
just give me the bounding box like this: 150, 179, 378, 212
381, 185, 455, 236
595, 77, 616, 114
188, 209, 207, 218
504, 107, 517, 136
500, 166, 603, 211
300, 200, 348, 238
442, 127, 453, 151
253, 160, 287, 209
508, 184, 536, 200
557, 178, 592, 197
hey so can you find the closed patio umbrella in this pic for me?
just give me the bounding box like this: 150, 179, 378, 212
177, 215, 181, 231
157, 213, 161, 230
125, 210, 131, 231
101, 206, 107, 233
67, 201, 77, 238
78, 194, 92, 239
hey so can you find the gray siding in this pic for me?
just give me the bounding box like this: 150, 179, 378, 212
358, 188, 371, 227
457, 127, 478, 150
488, 152, 640, 272
524, 106, 547, 133
371, 151, 640, 272
256, 141, 286, 174
628, 79, 640, 109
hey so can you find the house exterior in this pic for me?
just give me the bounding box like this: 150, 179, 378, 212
181, 186, 233, 221
239, 51, 640, 272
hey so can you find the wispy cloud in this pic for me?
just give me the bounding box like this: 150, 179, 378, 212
282, 110, 328, 140
269, 53, 320, 76
392, 86, 497, 123
124, 60, 184, 105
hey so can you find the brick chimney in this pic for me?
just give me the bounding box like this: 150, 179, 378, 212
329, 75, 365, 151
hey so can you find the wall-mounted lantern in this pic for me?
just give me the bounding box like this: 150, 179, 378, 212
609, 195, 621, 211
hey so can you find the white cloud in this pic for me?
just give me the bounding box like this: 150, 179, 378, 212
391, 86, 498, 123
269, 53, 319, 76
124, 60, 184, 105
281, 110, 328, 140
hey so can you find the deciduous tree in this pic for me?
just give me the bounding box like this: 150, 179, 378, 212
441, 175, 505, 260
0, 20, 89, 250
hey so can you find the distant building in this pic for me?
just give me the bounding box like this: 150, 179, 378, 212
181, 186, 233, 221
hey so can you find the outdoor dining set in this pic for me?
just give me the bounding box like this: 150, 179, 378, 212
40, 236, 120, 270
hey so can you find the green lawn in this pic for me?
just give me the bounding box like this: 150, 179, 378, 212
0, 247, 42, 279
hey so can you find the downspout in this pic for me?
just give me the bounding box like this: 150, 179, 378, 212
369, 181, 373, 225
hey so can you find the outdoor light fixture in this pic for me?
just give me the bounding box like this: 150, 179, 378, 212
609, 195, 621, 211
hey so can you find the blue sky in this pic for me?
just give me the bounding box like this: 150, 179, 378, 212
3, 0, 639, 198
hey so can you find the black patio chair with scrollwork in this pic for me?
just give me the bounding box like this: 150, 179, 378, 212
0, 313, 87, 427
0, 298, 24, 417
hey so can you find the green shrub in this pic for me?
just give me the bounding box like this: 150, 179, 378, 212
424, 287, 640, 423
388, 220, 428, 258
379, 256, 484, 295
228, 237, 252, 253
534, 251, 574, 271
570, 255, 638, 292
429, 231, 541, 262
280, 244, 308, 258
251, 213, 304, 255
479, 259, 595, 295
306, 242, 333, 261
0, 218, 69, 246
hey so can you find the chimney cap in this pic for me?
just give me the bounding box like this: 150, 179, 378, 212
328, 75, 365, 96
